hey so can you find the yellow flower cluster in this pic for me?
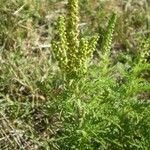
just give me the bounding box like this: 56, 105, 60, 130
101, 13, 116, 59
139, 37, 150, 63
52, 0, 99, 80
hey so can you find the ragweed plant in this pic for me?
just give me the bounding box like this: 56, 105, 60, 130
100, 13, 117, 72
139, 37, 150, 63
52, 0, 99, 82
130, 36, 150, 77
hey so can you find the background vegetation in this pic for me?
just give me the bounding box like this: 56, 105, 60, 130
0, 0, 150, 149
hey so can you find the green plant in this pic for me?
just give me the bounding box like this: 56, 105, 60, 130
52, 0, 98, 82
99, 13, 117, 74
54, 36, 150, 150
0, 0, 150, 149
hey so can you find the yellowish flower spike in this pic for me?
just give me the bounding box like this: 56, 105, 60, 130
101, 13, 116, 57
139, 37, 150, 63
52, 0, 99, 81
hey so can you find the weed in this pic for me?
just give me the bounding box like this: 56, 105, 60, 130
0, 0, 150, 149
